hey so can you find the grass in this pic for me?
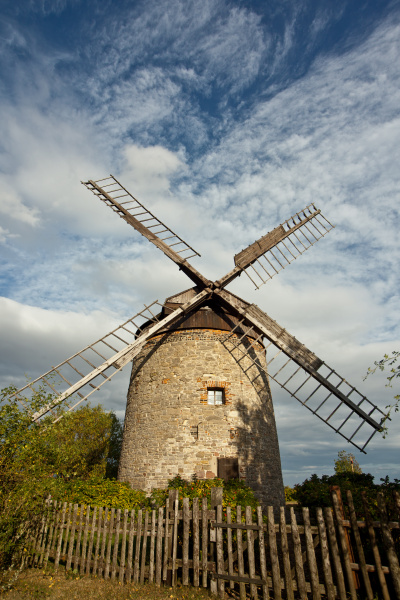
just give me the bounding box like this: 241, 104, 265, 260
1, 568, 216, 600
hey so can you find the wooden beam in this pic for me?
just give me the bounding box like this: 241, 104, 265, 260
215, 288, 382, 431
31, 289, 211, 421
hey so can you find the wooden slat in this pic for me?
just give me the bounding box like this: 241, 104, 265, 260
44, 501, 58, 568
126, 509, 136, 584
33, 512, 46, 567
104, 508, 115, 579
234, 224, 287, 268
182, 498, 190, 586
148, 510, 156, 583
66, 504, 78, 572
267, 506, 281, 600
162, 499, 170, 583
99, 507, 109, 578
155, 507, 163, 586
74, 504, 85, 573
54, 503, 67, 570
62, 503, 72, 559
50, 501, 61, 560
171, 498, 179, 587
246, 506, 257, 600
237, 506, 246, 600
202, 497, 208, 588
303, 507, 321, 600
86, 506, 97, 575
324, 507, 347, 600
226, 507, 234, 591
316, 508, 335, 600
332, 486, 359, 589
290, 507, 307, 600
279, 507, 294, 600
140, 510, 149, 584
133, 509, 142, 583
346, 491, 373, 599
361, 492, 390, 600
93, 507, 102, 576
80, 505, 91, 575
377, 492, 400, 599
35, 509, 49, 568
256, 506, 269, 600
111, 508, 121, 580
192, 498, 200, 587
119, 509, 128, 582
331, 492, 357, 600
216, 505, 225, 598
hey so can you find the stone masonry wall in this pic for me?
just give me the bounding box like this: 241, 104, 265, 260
118, 328, 285, 508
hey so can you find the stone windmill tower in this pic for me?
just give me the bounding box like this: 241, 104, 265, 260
16, 175, 388, 507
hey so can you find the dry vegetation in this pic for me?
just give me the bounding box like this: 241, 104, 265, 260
1, 568, 214, 600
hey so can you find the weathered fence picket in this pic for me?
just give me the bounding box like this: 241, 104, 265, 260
27, 487, 400, 599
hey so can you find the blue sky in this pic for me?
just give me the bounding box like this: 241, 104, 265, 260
1, 0, 399, 486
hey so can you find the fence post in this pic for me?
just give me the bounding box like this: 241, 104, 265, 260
211, 487, 223, 508
210, 487, 223, 597
164, 490, 178, 586
331, 489, 357, 600
377, 492, 400, 600
330, 486, 359, 590
345, 490, 373, 600
361, 492, 390, 600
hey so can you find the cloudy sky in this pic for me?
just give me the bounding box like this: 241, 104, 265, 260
1, 0, 399, 487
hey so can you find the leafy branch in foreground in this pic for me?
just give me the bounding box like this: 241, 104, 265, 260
365, 350, 400, 436
0, 385, 122, 586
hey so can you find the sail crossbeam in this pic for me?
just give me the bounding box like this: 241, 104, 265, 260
234, 204, 334, 289
216, 292, 388, 452
82, 176, 201, 263
12, 301, 163, 414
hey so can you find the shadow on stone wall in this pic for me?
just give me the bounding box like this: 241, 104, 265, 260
220, 331, 285, 507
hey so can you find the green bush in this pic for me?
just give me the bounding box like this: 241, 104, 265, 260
284, 486, 297, 502
52, 476, 148, 511
150, 476, 260, 521
293, 472, 400, 520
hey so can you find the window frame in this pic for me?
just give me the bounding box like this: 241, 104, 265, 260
207, 387, 225, 406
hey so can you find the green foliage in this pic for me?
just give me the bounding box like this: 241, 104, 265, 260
0, 385, 123, 581
293, 471, 400, 519
366, 350, 400, 435
37, 404, 123, 480
334, 450, 362, 474
284, 486, 297, 502
53, 476, 148, 510
150, 475, 260, 519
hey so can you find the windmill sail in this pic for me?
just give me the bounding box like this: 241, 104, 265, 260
217, 289, 387, 452
82, 176, 210, 289
217, 204, 334, 289
14, 290, 210, 422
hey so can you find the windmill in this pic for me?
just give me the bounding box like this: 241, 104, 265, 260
13, 175, 388, 507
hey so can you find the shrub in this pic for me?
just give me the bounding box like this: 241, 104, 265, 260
293, 472, 400, 519
150, 476, 260, 521
52, 476, 149, 511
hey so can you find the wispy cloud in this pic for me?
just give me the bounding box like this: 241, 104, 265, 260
1, 0, 399, 485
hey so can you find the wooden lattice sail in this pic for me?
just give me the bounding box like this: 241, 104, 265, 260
11, 175, 389, 506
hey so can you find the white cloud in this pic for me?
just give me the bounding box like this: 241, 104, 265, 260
1, 1, 399, 485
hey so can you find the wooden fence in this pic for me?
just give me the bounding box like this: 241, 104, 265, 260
28, 487, 400, 599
